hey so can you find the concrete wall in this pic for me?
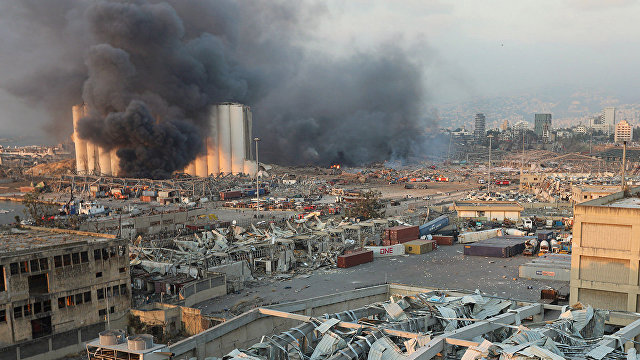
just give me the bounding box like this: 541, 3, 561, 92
169, 285, 389, 359
570, 187, 640, 313
180, 275, 227, 308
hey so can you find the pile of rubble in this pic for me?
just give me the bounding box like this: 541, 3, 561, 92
219, 289, 631, 360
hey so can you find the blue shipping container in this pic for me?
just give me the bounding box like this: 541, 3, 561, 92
419, 215, 449, 237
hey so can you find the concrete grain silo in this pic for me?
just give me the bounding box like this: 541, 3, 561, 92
72, 105, 88, 174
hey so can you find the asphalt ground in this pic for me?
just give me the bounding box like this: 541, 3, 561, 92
195, 242, 569, 318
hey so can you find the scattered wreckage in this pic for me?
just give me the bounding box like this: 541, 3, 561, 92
213, 289, 638, 360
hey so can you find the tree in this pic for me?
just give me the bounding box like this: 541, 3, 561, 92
22, 192, 51, 226
346, 191, 385, 220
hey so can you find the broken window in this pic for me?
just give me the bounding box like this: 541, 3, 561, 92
30, 259, 39, 272
96, 272, 102, 278
13, 306, 22, 318
102, 248, 109, 260
75, 293, 83, 305
0, 310, 5, 323
81, 251, 89, 263
0, 266, 5, 292
72, 253, 80, 265
106, 287, 112, 297
31, 316, 51, 338
63, 254, 71, 266
94, 249, 101, 261
43, 300, 51, 312
109, 306, 115, 314
98, 309, 106, 318
118, 246, 125, 256
66, 295, 74, 307
110, 247, 116, 258
23, 304, 31, 316
10, 263, 18, 275
97, 288, 104, 300
33, 302, 42, 314
28, 274, 49, 295
120, 284, 127, 295
39, 258, 48, 270
113, 285, 119, 296
119, 267, 125, 273
54, 256, 62, 268
58, 297, 65, 309
84, 291, 91, 303
19, 261, 28, 274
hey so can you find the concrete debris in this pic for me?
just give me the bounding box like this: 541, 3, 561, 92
217, 289, 625, 360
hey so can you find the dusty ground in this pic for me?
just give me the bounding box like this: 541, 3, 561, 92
196, 243, 569, 318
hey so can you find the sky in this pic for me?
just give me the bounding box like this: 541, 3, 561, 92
1, 0, 639, 143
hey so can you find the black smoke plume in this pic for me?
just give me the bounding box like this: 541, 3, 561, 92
1, 0, 436, 178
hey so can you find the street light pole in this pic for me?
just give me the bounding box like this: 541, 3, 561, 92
254, 137, 260, 216
487, 134, 494, 194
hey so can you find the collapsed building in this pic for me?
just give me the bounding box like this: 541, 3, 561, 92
72, 103, 257, 177
162, 284, 640, 360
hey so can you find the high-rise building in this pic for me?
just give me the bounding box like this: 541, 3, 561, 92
603, 107, 616, 126
534, 113, 552, 140
500, 120, 509, 131
615, 119, 632, 143
474, 113, 486, 141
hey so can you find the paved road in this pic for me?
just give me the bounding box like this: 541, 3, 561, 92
195, 243, 569, 318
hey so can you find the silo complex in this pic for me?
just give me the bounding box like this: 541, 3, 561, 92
73, 102, 255, 178
72, 104, 118, 176
184, 103, 256, 177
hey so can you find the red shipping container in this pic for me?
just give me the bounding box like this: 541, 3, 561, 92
337, 249, 373, 268
390, 237, 419, 245
382, 239, 391, 246
385, 226, 419, 242
431, 235, 454, 246
219, 190, 243, 200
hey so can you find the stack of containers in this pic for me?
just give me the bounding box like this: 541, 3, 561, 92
382, 225, 419, 246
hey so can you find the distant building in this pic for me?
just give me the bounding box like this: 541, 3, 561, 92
500, 120, 509, 131
603, 107, 616, 126
534, 114, 552, 140
574, 125, 587, 134
592, 123, 614, 136
454, 201, 524, 221
615, 119, 632, 143
512, 121, 529, 135
474, 113, 486, 141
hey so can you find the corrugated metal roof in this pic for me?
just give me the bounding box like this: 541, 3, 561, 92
316, 318, 341, 334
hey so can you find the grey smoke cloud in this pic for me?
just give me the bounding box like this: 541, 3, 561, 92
1, 0, 435, 177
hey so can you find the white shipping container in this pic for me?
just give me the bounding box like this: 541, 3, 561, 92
364, 244, 405, 257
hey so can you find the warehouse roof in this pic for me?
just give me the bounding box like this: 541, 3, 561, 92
0, 226, 116, 255
454, 201, 524, 211
576, 186, 640, 208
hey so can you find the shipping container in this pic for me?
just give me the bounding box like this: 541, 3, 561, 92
140, 195, 156, 202
219, 190, 243, 200
419, 215, 449, 237
364, 244, 405, 257
337, 249, 373, 268
403, 239, 434, 254
431, 235, 454, 246
384, 226, 419, 243
537, 230, 555, 242
142, 190, 157, 197
458, 228, 503, 244
463, 236, 530, 258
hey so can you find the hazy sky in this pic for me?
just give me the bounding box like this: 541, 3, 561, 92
1, 0, 639, 142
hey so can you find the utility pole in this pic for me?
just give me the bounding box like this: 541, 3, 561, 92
487, 134, 494, 194
254, 137, 261, 217
621, 140, 627, 192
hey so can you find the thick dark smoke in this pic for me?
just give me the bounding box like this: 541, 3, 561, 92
1, 0, 437, 178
